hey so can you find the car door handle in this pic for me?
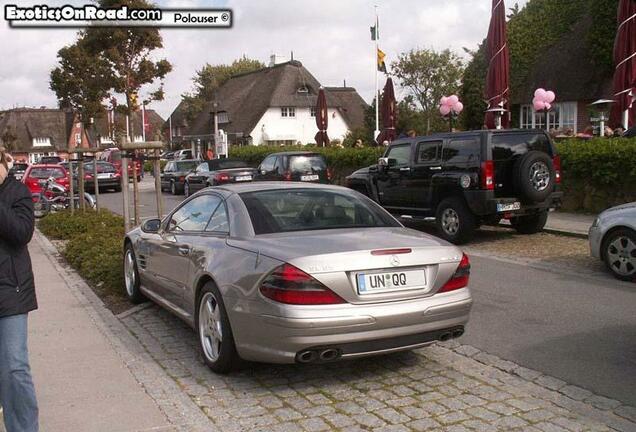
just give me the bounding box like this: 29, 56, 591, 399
399, 167, 411, 172
429, 166, 442, 170
178, 246, 191, 256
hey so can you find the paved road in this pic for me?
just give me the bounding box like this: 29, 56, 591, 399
98, 181, 636, 407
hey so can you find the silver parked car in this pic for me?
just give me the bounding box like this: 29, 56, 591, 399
123, 183, 473, 373
589, 202, 636, 282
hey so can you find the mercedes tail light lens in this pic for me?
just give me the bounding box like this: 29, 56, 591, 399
214, 172, 230, 183
438, 254, 471, 293
553, 155, 561, 184
260, 263, 346, 305
480, 160, 494, 190
327, 168, 333, 181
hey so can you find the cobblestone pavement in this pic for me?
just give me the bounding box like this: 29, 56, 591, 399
121, 305, 636, 432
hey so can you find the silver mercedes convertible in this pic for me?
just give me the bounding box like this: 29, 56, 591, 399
123, 182, 472, 373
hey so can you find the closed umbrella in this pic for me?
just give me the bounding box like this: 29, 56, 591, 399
376, 77, 397, 145
314, 87, 329, 147
484, 0, 510, 129
610, 0, 636, 129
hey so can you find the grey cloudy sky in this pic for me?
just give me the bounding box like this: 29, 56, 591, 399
0, 0, 529, 118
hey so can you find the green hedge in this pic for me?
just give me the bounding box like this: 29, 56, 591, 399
39, 210, 125, 298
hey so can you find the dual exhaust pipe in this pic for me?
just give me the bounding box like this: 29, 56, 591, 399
439, 326, 465, 342
296, 348, 340, 364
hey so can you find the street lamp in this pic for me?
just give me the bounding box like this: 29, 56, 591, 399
588, 99, 615, 137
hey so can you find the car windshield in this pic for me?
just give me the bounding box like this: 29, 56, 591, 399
176, 161, 198, 171
240, 189, 400, 235
12, 163, 28, 171
85, 162, 116, 173
211, 160, 249, 170
29, 167, 65, 179
109, 152, 122, 162
289, 155, 326, 173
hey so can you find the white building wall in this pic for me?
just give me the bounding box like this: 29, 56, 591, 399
249, 107, 350, 146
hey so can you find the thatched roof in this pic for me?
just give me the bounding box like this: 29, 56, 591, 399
188, 61, 368, 138
0, 108, 74, 152
87, 109, 165, 143
511, 13, 613, 105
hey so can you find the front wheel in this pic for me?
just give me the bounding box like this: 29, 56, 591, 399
32, 196, 50, 218
124, 244, 146, 304
602, 229, 636, 282
436, 197, 477, 245
184, 182, 191, 198
510, 211, 548, 234
197, 282, 240, 373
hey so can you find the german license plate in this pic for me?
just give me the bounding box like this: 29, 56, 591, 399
235, 175, 252, 182
357, 269, 426, 294
497, 202, 521, 212
301, 174, 319, 181
97, 173, 111, 179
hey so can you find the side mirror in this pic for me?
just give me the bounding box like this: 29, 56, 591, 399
141, 218, 161, 234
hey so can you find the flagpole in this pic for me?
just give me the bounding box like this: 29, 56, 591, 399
374, 6, 380, 141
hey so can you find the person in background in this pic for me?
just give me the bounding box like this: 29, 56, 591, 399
407, 130, 416, 138
0, 147, 39, 432
354, 139, 364, 148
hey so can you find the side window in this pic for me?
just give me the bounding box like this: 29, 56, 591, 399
416, 141, 442, 163
386, 145, 411, 166
206, 202, 229, 233
260, 156, 276, 173
274, 157, 284, 174
168, 195, 222, 232
197, 163, 209, 173
442, 139, 480, 165
165, 162, 173, 172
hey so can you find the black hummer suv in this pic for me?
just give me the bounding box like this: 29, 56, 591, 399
346, 129, 563, 244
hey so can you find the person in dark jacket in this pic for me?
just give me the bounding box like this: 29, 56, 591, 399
0, 148, 39, 432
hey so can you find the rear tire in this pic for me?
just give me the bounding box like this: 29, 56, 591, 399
601, 229, 636, 282
436, 197, 477, 244
197, 282, 240, 373
511, 210, 548, 234
513, 151, 555, 203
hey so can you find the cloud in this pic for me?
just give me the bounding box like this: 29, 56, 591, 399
0, 0, 528, 118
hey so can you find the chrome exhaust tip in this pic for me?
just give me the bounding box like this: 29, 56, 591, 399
319, 348, 340, 362
439, 332, 452, 342
297, 350, 318, 364
452, 328, 465, 338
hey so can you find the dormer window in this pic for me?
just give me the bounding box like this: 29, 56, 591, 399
297, 86, 309, 94
32, 137, 51, 147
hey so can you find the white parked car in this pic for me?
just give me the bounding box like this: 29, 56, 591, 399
589, 202, 636, 282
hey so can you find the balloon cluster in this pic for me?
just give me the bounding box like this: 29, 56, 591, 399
439, 95, 464, 116
533, 88, 556, 111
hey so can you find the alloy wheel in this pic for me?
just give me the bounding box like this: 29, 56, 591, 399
529, 161, 550, 192
607, 236, 636, 277
124, 249, 136, 297
199, 292, 223, 362
441, 208, 460, 235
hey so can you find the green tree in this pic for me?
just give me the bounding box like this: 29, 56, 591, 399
396, 95, 427, 136
460, 44, 488, 130
50, 39, 111, 122
181, 56, 264, 121
391, 48, 465, 134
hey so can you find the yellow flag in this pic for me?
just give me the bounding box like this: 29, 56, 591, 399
377, 48, 387, 73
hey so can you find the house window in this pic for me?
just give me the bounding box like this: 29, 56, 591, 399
519, 102, 578, 133
310, 107, 317, 117
281, 107, 295, 118
32, 137, 51, 147
217, 112, 229, 124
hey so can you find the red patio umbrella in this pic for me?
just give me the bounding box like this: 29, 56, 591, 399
610, 0, 636, 129
314, 87, 329, 147
484, 0, 510, 129
376, 77, 397, 145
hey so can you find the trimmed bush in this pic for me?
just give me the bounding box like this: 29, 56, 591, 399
38, 209, 125, 298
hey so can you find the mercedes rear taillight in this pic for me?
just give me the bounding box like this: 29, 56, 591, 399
259, 263, 346, 305
553, 155, 562, 184
438, 254, 471, 293
480, 161, 494, 190
213, 172, 230, 183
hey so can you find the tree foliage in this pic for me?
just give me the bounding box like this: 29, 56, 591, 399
50, 0, 172, 139
587, 0, 619, 73
391, 48, 464, 133
181, 56, 265, 121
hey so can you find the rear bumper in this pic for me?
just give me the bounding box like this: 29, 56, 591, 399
230, 288, 472, 364
464, 190, 563, 217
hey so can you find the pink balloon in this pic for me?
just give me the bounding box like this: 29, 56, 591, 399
448, 95, 459, 105
453, 102, 464, 114
533, 100, 545, 111
545, 91, 555, 103
440, 105, 451, 116
544, 103, 552, 111
440, 96, 449, 106
534, 88, 547, 100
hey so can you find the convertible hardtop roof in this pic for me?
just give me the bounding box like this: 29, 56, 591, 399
214, 181, 350, 195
